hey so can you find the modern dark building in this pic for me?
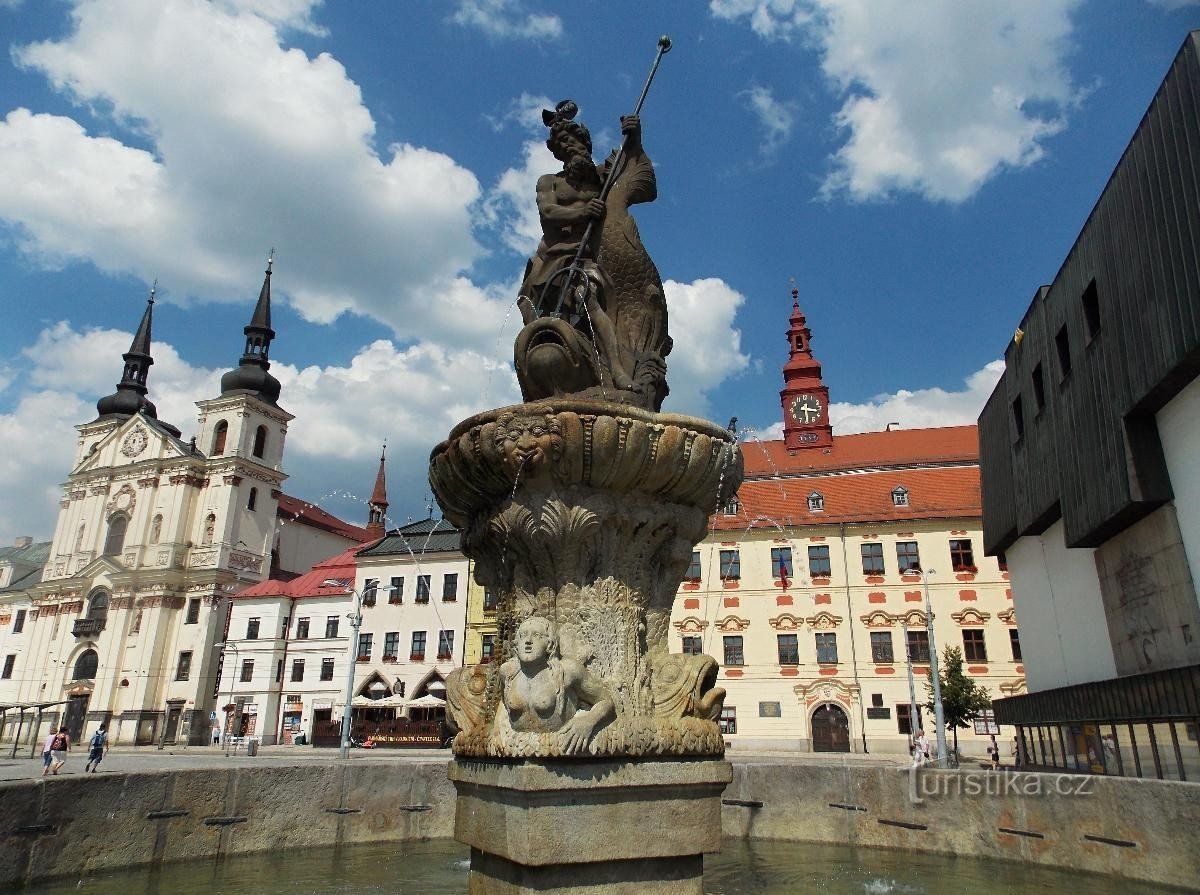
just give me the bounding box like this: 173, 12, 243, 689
981, 32, 1200, 780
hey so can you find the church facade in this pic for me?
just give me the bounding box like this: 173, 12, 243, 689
0, 261, 369, 747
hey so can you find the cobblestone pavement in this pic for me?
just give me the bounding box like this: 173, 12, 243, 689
0, 744, 909, 780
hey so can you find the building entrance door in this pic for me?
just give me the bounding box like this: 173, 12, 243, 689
63, 694, 90, 743
811, 703, 851, 752
164, 705, 182, 744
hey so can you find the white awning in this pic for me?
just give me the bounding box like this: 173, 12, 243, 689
407, 693, 446, 708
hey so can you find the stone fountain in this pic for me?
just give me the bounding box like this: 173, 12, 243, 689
430, 69, 743, 893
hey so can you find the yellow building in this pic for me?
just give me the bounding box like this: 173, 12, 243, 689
463, 566, 498, 665
670, 294, 1023, 756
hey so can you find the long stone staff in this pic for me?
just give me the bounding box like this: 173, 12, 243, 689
553, 34, 673, 315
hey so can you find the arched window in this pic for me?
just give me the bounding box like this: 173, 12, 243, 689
150, 514, 163, 544
72, 649, 99, 680
211, 420, 228, 455
202, 513, 217, 546
86, 589, 108, 621
252, 425, 267, 458
808, 492, 824, 512
892, 487, 909, 507
103, 514, 128, 556
75, 524, 86, 552
247, 487, 258, 512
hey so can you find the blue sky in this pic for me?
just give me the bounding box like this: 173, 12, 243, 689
0, 0, 1196, 543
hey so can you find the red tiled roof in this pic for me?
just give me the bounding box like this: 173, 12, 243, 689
742, 425, 978, 478
276, 493, 371, 542
716, 464, 981, 531
235, 543, 373, 599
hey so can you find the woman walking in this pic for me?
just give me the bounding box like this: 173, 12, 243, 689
46, 726, 70, 775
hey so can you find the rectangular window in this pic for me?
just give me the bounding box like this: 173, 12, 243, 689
185, 598, 201, 625
815, 632, 838, 664
416, 575, 430, 603
438, 630, 454, 659
808, 545, 831, 577
1055, 324, 1071, 378
175, 651, 192, 681
320, 658, 334, 681
296, 617, 310, 639
411, 631, 427, 660
897, 703, 922, 736
358, 632, 373, 659
896, 541, 921, 573
389, 577, 404, 604
771, 547, 793, 579
442, 573, 458, 601
246, 617, 260, 640
13, 608, 27, 633
870, 631, 894, 663
682, 635, 703, 655
483, 588, 499, 610
291, 658, 305, 681
384, 631, 399, 658
963, 629, 988, 663
718, 706, 737, 735
860, 542, 885, 575
481, 634, 496, 662
950, 538, 975, 571
1031, 363, 1045, 414
1012, 395, 1025, 440
1082, 279, 1100, 340
1, 654, 15, 679
719, 549, 741, 580
777, 633, 799, 665
276, 659, 284, 683
685, 550, 701, 581
362, 578, 378, 606
723, 635, 744, 666
906, 629, 930, 663
325, 616, 339, 638
1009, 628, 1022, 662
240, 659, 254, 682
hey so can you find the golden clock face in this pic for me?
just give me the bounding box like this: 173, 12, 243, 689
790, 394, 822, 424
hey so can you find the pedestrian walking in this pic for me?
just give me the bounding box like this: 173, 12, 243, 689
84, 725, 108, 773
40, 730, 57, 777
987, 734, 1001, 770
915, 729, 930, 765
47, 726, 70, 775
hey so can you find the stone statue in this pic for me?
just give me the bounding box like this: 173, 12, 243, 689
501, 616, 614, 754
514, 101, 671, 412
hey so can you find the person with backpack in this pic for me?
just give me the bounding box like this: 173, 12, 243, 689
84, 726, 108, 773
40, 730, 58, 776
47, 726, 70, 775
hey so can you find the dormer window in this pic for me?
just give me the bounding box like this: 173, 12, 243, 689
808, 492, 824, 512
723, 496, 740, 516
892, 487, 909, 507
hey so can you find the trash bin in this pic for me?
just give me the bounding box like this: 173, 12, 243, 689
246, 739, 259, 757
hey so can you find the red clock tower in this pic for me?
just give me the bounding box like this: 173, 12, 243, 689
780, 287, 833, 450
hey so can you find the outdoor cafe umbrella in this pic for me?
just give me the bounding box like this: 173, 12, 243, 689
407, 694, 446, 708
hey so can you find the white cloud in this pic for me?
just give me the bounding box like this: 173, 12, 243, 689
712, 0, 1084, 202
450, 0, 563, 40
483, 138, 557, 256
661, 278, 750, 418
830, 360, 1003, 434
740, 85, 796, 157
0, 0, 505, 351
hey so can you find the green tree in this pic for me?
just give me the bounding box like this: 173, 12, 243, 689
925, 645, 991, 758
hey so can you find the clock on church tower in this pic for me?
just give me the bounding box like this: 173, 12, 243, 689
779, 288, 833, 450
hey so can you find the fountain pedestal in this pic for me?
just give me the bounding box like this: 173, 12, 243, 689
450, 757, 732, 894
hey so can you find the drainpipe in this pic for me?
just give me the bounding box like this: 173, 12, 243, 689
839, 522, 869, 753
271, 596, 297, 745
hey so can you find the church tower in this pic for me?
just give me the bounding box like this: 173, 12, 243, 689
779, 287, 833, 450
366, 445, 389, 540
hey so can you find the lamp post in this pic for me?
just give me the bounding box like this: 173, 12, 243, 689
920, 569, 949, 767
215, 641, 239, 757
900, 619, 921, 758
323, 579, 397, 760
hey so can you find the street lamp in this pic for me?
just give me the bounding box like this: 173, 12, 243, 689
899, 618, 921, 760
920, 569, 949, 767
322, 579, 397, 760
214, 640, 240, 757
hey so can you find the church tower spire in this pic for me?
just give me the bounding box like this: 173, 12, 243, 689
220, 251, 281, 405
779, 284, 833, 450
96, 284, 159, 420
367, 444, 389, 538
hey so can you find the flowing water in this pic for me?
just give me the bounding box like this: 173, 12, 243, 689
21, 838, 1181, 895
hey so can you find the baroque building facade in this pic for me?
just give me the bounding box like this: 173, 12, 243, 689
671, 291, 1023, 755
0, 263, 369, 747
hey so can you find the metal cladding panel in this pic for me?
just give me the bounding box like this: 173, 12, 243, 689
979, 386, 1016, 556
981, 32, 1200, 550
